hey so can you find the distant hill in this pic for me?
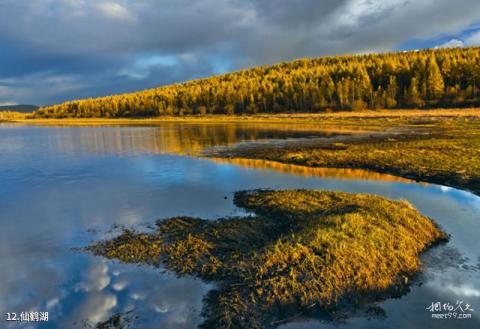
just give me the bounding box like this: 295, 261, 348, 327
0, 105, 39, 113
34, 47, 480, 118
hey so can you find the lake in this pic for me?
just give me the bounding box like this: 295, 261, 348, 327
1, 123, 479, 329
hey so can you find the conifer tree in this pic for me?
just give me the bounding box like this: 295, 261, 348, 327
426, 55, 445, 99
32, 47, 480, 118
407, 77, 423, 107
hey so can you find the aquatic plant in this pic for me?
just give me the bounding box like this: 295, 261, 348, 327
87, 190, 446, 329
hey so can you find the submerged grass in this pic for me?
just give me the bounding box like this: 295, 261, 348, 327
87, 189, 446, 329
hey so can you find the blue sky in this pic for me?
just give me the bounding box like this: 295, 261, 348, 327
1, 0, 480, 106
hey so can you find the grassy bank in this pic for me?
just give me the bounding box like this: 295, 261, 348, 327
10, 110, 480, 195
213, 115, 480, 196
10, 108, 480, 126
87, 189, 446, 329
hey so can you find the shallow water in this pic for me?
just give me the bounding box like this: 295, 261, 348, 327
0, 123, 479, 329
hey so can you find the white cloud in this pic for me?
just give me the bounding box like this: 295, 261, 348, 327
435, 29, 480, 48
153, 304, 169, 313
2, 0, 480, 104
75, 260, 111, 292
465, 30, 480, 45
118, 54, 179, 79
437, 39, 464, 48
130, 292, 147, 300
0, 101, 18, 106
440, 186, 453, 192
334, 0, 399, 29
96, 2, 134, 22
445, 284, 480, 297
74, 292, 117, 324
112, 279, 128, 291
46, 298, 59, 310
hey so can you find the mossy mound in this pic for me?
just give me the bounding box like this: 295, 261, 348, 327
87, 190, 447, 329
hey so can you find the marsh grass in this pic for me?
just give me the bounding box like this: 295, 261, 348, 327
87, 190, 446, 329
10, 108, 480, 125
215, 117, 480, 195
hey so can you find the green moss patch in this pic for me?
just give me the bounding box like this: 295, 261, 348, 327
87, 190, 447, 329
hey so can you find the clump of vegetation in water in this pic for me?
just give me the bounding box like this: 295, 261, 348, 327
87, 190, 447, 329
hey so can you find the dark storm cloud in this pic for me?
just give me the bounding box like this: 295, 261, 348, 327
1, 0, 480, 105
249, 0, 345, 27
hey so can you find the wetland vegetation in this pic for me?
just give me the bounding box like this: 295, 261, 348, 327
10, 107, 477, 328
5, 47, 479, 328
87, 189, 447, 329
4, 116, 479, 328
213, 115, 480, 196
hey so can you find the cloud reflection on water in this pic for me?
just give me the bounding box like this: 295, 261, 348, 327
1, 124, 479, 328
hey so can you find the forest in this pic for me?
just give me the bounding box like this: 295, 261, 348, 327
33, 47, 480, 118
0, 111, 27, 121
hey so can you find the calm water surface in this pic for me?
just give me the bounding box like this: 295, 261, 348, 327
0, 123, 479, 329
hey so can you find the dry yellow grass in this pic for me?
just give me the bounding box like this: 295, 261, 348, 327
216, 116, 480, 195
87, 189, 446, 329
10, 108, 480, 126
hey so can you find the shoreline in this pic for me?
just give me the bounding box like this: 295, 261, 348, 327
211, 156, 479, 197
206, 115, 480, 197
210, 153, 480, 197
6, 110, 479, 196
87, 189, 448, 329
8, 108, 480, 126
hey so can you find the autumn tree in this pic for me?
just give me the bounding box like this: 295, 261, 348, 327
33, 47, 480, 118
426, 55, 445, 99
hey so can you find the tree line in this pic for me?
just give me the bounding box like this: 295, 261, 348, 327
34, 47, 480, 118
0, 111, 27, 121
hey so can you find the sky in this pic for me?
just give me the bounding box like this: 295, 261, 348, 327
1, 0, 480, 106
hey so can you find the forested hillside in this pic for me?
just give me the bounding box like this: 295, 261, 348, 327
34, 47, 480, 118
